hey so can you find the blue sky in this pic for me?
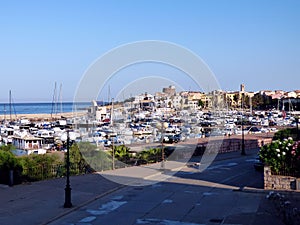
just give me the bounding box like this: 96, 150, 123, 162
0, 0, 299, 102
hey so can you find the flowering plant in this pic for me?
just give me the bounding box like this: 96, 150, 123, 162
259, 137, 300, 174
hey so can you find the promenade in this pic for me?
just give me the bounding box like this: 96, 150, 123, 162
1, 148, 298, 225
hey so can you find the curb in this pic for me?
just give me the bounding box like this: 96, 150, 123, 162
0, 184, 10, 189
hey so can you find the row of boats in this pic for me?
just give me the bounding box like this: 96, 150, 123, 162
0, 107, 298, 156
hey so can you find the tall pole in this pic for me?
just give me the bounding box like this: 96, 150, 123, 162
111, 97, 115, 170
296, 116, 299, 141
111, 98, 114, 126
59, 83, 63, 116
161, 124, 165, 170
9, 90, 12, 121
64, 130, 72, 208
3, 104, 6, 122
160, 122, 168, 170
112, 135, 115, 170
51, 82, 57, 119
241, 93, 246, 155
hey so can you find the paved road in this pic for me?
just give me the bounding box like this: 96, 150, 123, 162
48, 151, 269, 225
1, 148, 290, 225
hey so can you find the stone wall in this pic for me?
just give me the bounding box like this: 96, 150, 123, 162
264, 166, 298, 190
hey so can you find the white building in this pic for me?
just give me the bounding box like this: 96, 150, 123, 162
12, 135, 46, 155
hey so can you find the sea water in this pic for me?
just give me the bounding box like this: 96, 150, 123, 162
0, 102, 91, 115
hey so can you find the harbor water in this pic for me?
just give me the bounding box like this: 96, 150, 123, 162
0, 102, 91, 115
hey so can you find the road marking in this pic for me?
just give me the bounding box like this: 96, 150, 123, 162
152, 184, 163, 188
178, 171, 196, 175
245, 159, 256, 162
207, 162, 238, 170
162, 199, 173, 204
111, 195, 124, 200
79, 216, 96, 223
184, 190, 200, 194
222, 224, 242, 225
202, 192, 217, 196
86, 200, 127, 216
226, 162, 238, 167
136, 218, 204, 225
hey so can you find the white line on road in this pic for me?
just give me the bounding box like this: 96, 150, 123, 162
162, 199, 173, 204
207, 162, 238, 170
79, 216, 96, 223
86, 200, 127, 216
136, 218, 205, 225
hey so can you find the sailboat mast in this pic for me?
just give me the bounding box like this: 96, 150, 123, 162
111, 98, 114, 126
51, 82, 57, 119
9, 90, 12, 121
3, 104, 6, 122
250, 96, 252, 115
59, 83, 63, 116
108, 85, 111, 106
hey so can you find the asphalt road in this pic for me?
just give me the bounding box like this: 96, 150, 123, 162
49, 152, 266, 225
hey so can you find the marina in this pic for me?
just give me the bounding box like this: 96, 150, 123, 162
0, 86, 299, 156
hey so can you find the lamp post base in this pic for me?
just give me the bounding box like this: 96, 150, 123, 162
160, 160, 165, 170
241, 144, 246, 155
64, 187, 72, 208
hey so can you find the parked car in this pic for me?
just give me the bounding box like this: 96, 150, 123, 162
163, 134, 181, 143
248, 126, 261, 134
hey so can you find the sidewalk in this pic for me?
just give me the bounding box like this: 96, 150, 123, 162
0, 149, 296, 225
0, 154, 193, 225
0, 173, 122, 225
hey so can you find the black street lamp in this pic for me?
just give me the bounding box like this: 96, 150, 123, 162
296, 116, 299, 141
157, 122, 169, 170
241, 118, 246, 155
61, 130, 75, 208
241, 93, 246, 155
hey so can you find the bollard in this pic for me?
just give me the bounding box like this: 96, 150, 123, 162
9, 170, 14, 187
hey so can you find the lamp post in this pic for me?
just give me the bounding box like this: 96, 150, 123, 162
241, 93, 246, 155
61, 130, 75, 208
296, 116, 299, 141
157, 121, 169, 170
111, 134, 115, 170
110, 98, 115, 170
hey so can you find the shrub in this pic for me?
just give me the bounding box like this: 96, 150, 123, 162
259, 137, 300, 175
111, 145, 132, 162
78, 142, 111, 171
137, 148, 161, 164
18, 153, 63, 181
273, 128, 298, 141
0, 149, 21, 184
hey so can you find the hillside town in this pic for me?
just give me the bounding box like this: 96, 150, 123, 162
90, 84, 300, 120
0, 84, 298, 157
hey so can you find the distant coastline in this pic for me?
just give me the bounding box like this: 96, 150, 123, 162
0, 111, 87, 121
0, 102, 90, 116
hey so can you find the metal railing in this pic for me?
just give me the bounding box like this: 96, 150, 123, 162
19, 163, 94, 182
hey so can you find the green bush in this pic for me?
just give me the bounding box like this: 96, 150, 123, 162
112, 145, 132, 161
137, 148, 161, 164
259, 137, 300, 174
0, 148, 19, 170
78, 142, 111, 171
0, 145, 21, 184
273, 128, 298, 141
18, 153, 63, 181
